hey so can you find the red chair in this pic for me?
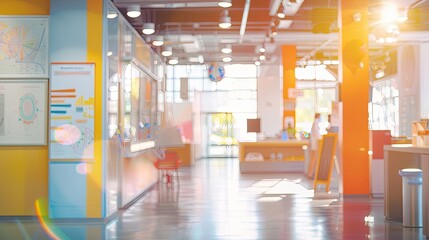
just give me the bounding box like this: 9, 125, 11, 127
154, 151, 182, 184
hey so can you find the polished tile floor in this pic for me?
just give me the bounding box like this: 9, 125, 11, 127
0, 158, 427, 239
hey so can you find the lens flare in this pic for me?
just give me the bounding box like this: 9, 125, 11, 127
35, 198, 70, 240
54, 124, 81, 145
76, 162, 93, 175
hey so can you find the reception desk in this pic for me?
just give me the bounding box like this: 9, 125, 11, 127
384, 145, 429, 236
239, 140, 309, 173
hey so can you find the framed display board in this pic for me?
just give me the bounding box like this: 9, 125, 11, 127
0, 79, 48, 145
0, 17, 49, 78
50, 63, 95, 160
314, 133, 338, 192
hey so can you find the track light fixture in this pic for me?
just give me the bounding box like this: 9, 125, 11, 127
277, 5, 286, 18
271, 26, 278, 36
127, 5, 141, 18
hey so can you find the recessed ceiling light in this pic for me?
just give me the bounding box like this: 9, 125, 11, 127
127, 5, 141, 18
218, 0, 232, 8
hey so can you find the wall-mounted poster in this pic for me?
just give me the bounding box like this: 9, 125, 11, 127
50, 63, 95, 161
0, 80, 48, 145
0, 17, 49, 78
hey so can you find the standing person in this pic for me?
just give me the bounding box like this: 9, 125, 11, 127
307, 113, 321, 178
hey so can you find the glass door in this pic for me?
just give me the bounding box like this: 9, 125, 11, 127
204, 112, 237, 158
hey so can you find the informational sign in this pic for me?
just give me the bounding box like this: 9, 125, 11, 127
180, 77, 188, 100
0, 17, 49, 78
0, 80, 48, 145
314, 133, 338, 192
288, 88, 304, 98
283, 99, 296, 111
50, 63, 95, 160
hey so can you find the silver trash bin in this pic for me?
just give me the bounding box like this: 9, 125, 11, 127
398, 168, 423, 228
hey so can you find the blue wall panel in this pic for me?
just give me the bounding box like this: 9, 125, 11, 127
49, 163, 86, 218
50, 0, 87, 62
49, 0, 88, 218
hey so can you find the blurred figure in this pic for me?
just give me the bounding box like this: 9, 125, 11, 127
286, 122, 296, 139
307, 113, 321, 178
280, 122, 296, 140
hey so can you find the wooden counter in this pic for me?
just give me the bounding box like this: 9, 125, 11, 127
239, 140, 309, 173
384, 145, 429, 237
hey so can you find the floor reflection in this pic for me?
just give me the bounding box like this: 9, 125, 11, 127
0, 158, 427, 239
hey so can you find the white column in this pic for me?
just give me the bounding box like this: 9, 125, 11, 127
420, 44, 429, 119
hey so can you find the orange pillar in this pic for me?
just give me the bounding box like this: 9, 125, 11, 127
282, 45, 296, 128
339, 0, 370, 195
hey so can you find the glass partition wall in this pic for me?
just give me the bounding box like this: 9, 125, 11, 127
165, 64, 258, 158
105, 2, 163, 216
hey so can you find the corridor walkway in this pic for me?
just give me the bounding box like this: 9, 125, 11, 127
0, 158, 425, 239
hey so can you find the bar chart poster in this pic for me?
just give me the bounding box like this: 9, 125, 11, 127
0, 80, 47, 145
50, 63, 95, 160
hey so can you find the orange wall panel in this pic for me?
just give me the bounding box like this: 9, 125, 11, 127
339, 0, 370, 195
282, 45, 296, 128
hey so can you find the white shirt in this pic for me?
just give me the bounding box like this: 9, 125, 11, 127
310, 118, 321, 151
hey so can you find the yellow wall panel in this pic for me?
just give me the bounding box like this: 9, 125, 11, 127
86, 0, 103, 218
0, 147, 48, 215
0, 0, 50, 15
0, 0, 49, 216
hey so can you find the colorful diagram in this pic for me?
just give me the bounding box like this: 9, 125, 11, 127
19, 93, 41, 130
0, 80, 47, 145
0, 18, 48, 77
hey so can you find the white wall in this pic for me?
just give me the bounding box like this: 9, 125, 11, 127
257, 57, 283, 137
397, 45, 420, 136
